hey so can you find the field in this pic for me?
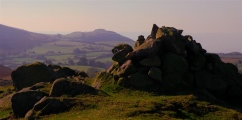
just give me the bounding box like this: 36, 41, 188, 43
0, 40, 117, 70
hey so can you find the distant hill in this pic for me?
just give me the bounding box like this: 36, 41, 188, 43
0, 24, 56, 53
0, 25, 134, 54
225, 52, 242, 55
0, 65, 12, 80
63, 29, 134, 44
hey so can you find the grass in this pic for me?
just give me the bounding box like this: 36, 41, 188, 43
1, 40, 116, 68
0, 86, 14, 119
0, 86, 14, 97
39, 89, 242, 120
0, 84, 242, 119
0, 109, 12, 119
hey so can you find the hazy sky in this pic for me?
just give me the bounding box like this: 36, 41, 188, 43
0, 0, 241, 53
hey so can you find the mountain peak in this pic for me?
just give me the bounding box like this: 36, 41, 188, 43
93, 29, 107, 32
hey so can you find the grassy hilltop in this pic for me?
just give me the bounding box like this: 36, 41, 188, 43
1, 84, 242, 119
1, 24, 242, 120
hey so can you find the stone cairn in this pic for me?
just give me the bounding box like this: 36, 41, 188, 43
95, 24, 242, 98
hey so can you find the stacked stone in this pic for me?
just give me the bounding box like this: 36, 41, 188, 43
104, 24, 242, 97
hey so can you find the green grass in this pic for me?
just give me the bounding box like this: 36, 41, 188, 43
0, 85, 242, 119
40, 89, 242, 120
2, 40, 117, 69
0, 86, 14, 119
0, 86, 14, 97
0, 109, 12, 119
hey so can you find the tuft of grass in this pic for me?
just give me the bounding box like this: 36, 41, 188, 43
0, 109, 12, 119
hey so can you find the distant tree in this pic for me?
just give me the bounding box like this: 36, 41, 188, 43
89, 60, 96, 66
57, 62, 62, 65
44, 59, 53, 64
77, 57, 88, 65
73, 48, 81, 54
68, 59, 75, 65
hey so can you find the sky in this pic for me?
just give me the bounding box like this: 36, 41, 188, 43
0, 0, 241, 53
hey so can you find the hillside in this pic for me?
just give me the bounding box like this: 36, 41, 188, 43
0, 24, 56, 53
0, 24, 135, 69
0, 65, 12, 80
63, 29, 134, 45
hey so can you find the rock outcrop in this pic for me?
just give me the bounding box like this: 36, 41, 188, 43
5, 62, 101, 119
11, 90, 48, 118
11, 62, 88, 91
94, 24, 242, 97
49, 78, 98, 97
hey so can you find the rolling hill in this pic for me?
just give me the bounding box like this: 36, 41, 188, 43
0, 65, 12, 80
0, 24, 135, 54
0, 24, 135, 69
0, 24, 56, 54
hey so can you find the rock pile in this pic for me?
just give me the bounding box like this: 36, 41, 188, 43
95, 24, 242, 97
2, 62, 101, 119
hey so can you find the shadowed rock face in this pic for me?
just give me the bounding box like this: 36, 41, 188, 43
11, 90, 48, 118
11, 62, 57, 91
11, 62, 89, 91
49, 78, 98, 97
9, 76, 100, 119
95, 24, 242, 97
111, 44, 133, 64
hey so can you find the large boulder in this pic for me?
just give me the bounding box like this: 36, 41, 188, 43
127, 72, 155, 89
148, 67, 162, 83
20, 82, 52, 95
195, 70, 227, 95
150, 24, 159, 39
112, 44, 133, 64
161, 53, 188, 75
49, 78, 97, 97
226, 85, 242, 97
140, 55, 161, 67
134, 35, 145, 49
213, 62, 241, 87
48, 65, 77, 78
25, 97, 77, 119
117, 72, 155, 89
11, 90, 48, 118
159, 53, 190, 90
116, 60, 136, 77
126, 39, 163, 60
187, 53, 206, 71
156, 26, 185, 56
11, 62, 57, 91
